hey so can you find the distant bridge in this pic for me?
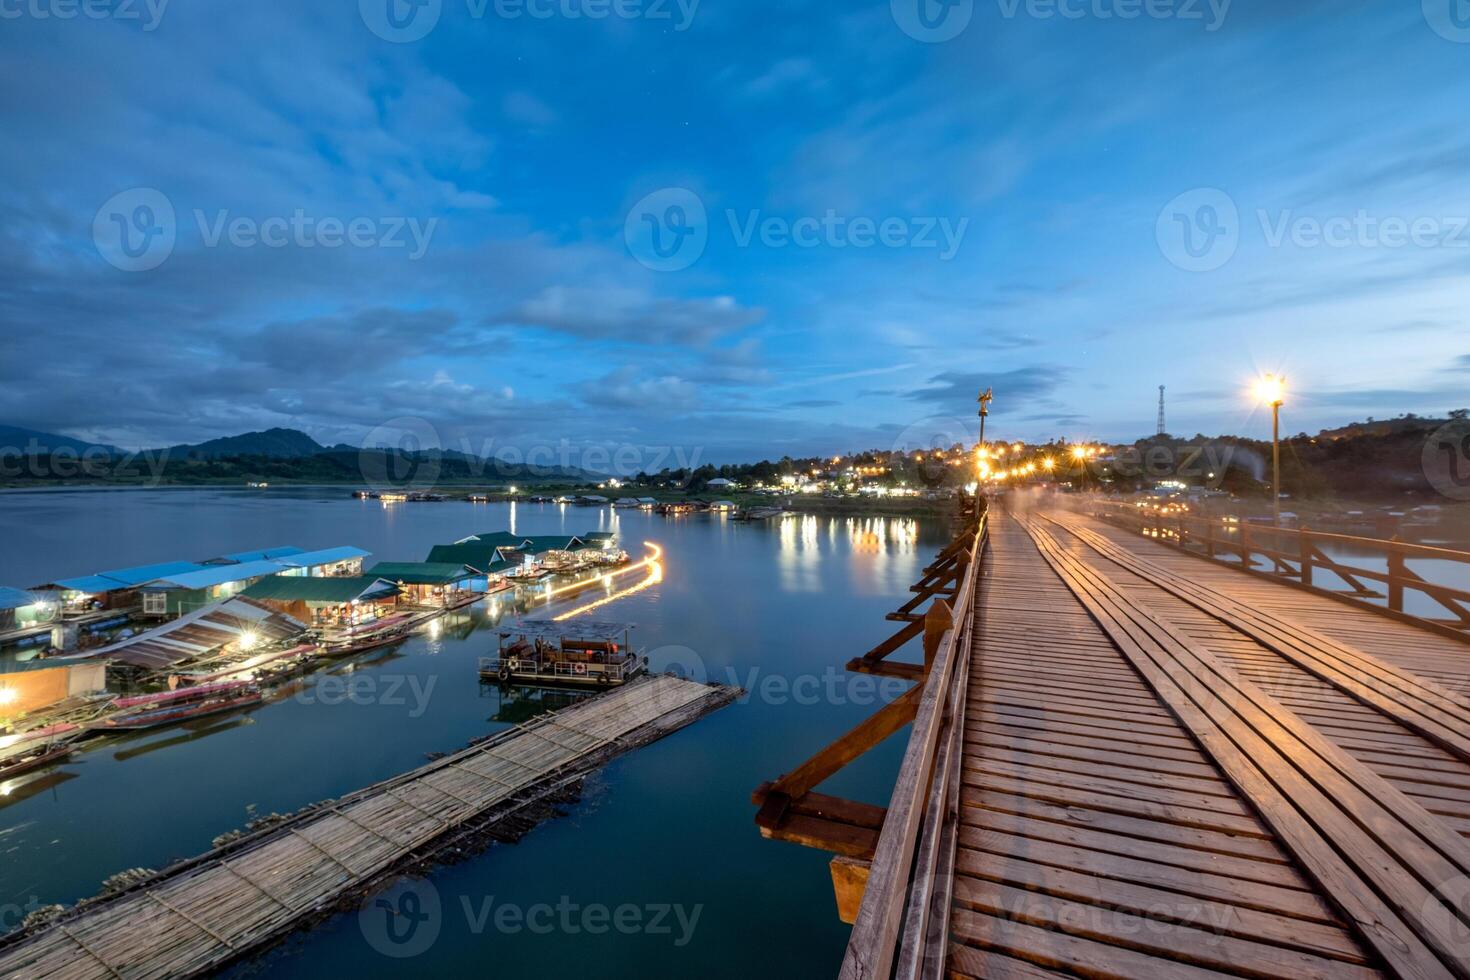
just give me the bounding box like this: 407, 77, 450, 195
756, 495, 1470, 979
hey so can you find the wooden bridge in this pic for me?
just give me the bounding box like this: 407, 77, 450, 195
756, 497, 1470, 979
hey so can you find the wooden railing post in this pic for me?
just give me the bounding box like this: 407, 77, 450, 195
922, 599, 955, 673
1389, 538, 1405, 613
1300, 526, 1313, 586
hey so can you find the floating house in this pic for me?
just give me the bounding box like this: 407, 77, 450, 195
637, 497, 659, 509
426, 543, 511, 574
242, 574, 400, 627
612, 498, 641, 509
36, 561, 210, 614
583, 531, 617, 550
502, 536, 589, 573
709, 500, 737, 512
364, 562, 480, 608
0, 661, 107, 722
137, 560, 291, 617
274, 546, 371, 578
0, 587, 52, 639
81, 597, 308, 671
452, 531, 534, 550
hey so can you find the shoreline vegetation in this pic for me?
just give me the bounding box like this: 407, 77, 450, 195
2, 412, 1466, 514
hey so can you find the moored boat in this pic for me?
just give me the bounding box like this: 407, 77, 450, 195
480, 620, 646, 688
92, 687, 264, 731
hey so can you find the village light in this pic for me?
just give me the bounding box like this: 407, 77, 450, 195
0, 688, 16, 707
238, 631, 259, 651
1070, 446, 1088, 462
1042, 457, 1056, 471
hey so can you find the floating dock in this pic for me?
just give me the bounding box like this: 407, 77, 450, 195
0, 674, 737, 979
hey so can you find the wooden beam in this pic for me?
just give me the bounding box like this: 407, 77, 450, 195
763, 686, 924, 802
832, 856, 871, 925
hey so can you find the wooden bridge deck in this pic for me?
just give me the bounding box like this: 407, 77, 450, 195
0, 675, 735, 980
946, 509, 1470, 979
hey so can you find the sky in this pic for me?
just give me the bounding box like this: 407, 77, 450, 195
1, 0, 1467, 466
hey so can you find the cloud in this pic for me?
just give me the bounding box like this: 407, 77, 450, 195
489, 286, 765, 346
503, 91, 559, 128
904, 366, 1067, 411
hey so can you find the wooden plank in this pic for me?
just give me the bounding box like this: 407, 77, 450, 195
1019, 516, 1467, 980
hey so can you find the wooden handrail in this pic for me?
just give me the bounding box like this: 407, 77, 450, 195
1087, 500, 1470, 636
839, 510, 988, 980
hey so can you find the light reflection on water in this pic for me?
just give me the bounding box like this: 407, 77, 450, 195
0, 487, 954, 979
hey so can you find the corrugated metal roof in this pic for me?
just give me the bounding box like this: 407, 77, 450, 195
275, 546, 371, 568
141, 560, 290, 591
242, 575, 398, 603
211, 546, 305, 563
512, 535, 586, 555
80, 597, 307, 670
0, 587, 38, 611
457, 532, 533, 548
424, 544, 509, 572
366, 562, 476, 585
47, 560, 209, 593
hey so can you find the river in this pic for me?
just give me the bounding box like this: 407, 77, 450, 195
0, 487, 951, 978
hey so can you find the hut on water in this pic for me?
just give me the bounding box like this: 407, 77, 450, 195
242, 575, 400, 626
364, 562, 480, 607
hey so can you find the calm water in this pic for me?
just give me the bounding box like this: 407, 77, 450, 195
0, 488, 950, 978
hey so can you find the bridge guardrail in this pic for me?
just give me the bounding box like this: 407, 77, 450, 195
840, 508, 988, 980
1085, 500, 1470, 639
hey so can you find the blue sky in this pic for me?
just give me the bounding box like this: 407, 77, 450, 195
1, 0, 1466, 463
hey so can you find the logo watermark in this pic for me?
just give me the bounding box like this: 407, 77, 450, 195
94, 188, 176, 272
996, 0, 1230, 30
0, 441, 171, 486
295, 673, 439, 718
1424, 420, 1470, 501
1424, 0, 1470, 43
93, 189, 438, 272
0, 0, 168, 29
626, 188, 969, 271
359, 0, 698, 42
1156, 188, 1239, 273
649, 647, 912, 707
1158, 188, 1470, 272
359, 877, 703, 957
892, 0, 974, 42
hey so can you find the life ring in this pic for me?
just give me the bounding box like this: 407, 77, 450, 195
497, 665, 511, 683
573, 663, 588, 676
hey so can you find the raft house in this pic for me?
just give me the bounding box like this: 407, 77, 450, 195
424, 543, 514, 594
240, 574, 401, 628
364, 562, 481, 608
479, 620, 647, 688
0, 587, 56, 647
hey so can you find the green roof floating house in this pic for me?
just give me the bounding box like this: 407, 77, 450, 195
424, 544, 512, 574
365, 562, 481, 608
242, 574, 400, 624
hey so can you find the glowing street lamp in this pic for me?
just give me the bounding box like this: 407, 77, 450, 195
1255, 374, 1287, 524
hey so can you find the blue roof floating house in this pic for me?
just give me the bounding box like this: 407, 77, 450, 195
137, 559, 293, 616
274, 546, 371, 577
204, 546, 306, 565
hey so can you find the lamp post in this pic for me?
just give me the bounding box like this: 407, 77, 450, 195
1255, 375, 1287, 525
977, 388, 993, 449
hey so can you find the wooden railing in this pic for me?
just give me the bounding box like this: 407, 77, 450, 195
752, 497, 988, 979
840, 508, 987, 980
1086, 500, 1470, 638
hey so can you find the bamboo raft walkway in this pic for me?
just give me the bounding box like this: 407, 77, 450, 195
0, 674, 737, 980
758, 500, 1470, 978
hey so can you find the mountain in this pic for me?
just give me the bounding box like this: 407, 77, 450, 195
0, 425, 122, 455
1317, 414, 1462, 440
163, 428, 327, 459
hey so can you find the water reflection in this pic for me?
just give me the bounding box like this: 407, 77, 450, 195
777, 515, 822, 592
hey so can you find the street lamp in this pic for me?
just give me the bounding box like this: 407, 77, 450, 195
1255, 374, 1287, 525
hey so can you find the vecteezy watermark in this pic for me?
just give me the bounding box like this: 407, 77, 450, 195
0, 0, 168, 30
891, 0, 1229, 42
294, 673, 439, 718
1158, 188, 1470, 272
1424, 420, 1470, 502
93, 188, 438, 272
93, 188, 176, 273
356, 416, 709, 492
624, 188, 708, 272
995, 0, 1230, 31
359, 0, 698, 43
1423, 0, 1470, 43
625, 188, 969, 271
360, 417, 444, 494
891, 0, 974, 42
0, 441, 172, 485
727, 210, 969, 261
648, 647, 911, 707
359, 877, 703, 957
1156, 188, 1239, 273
